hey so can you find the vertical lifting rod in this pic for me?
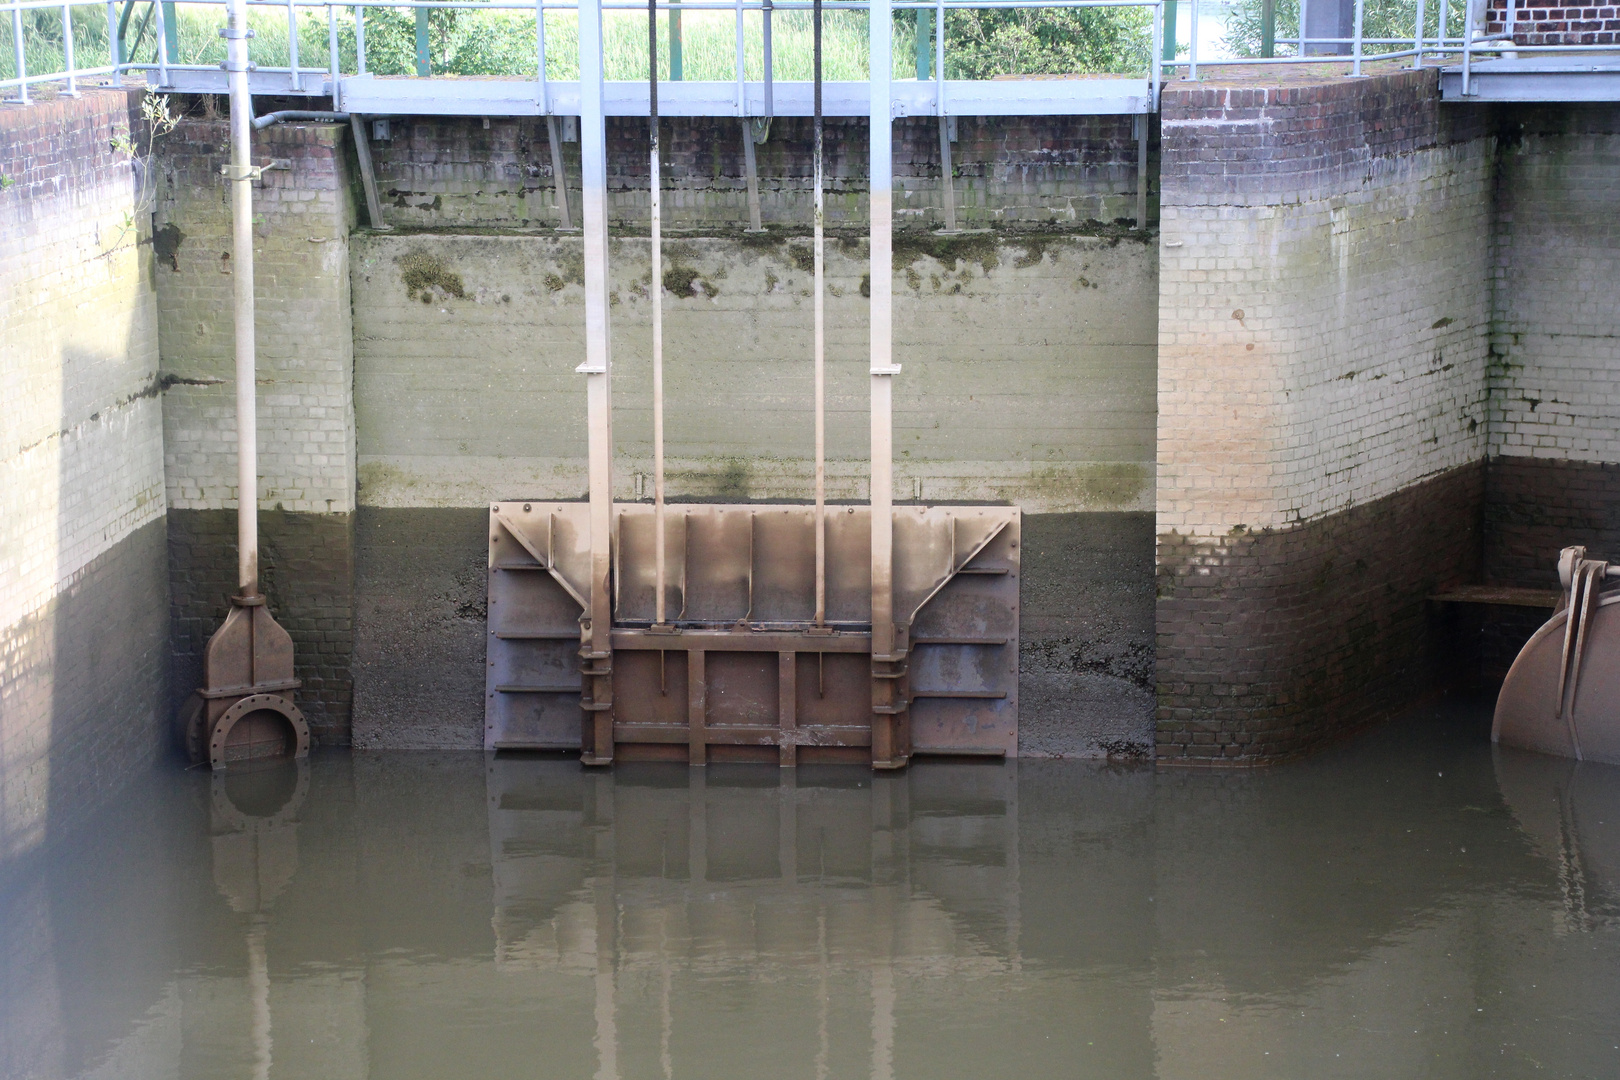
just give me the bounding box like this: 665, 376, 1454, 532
651, 0, 667, 627
226, 0, 259, 598
812, 0, 827, 626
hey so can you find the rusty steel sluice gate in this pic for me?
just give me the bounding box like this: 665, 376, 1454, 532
486, 504, 1021, 766
481, 0, 1025, 769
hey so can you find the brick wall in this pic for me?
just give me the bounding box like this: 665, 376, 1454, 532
1, 89, 170, 856
155, 118, 358, 513
1488, 106, 1620, 469
1487, 0, 1620, 45
1154, 71, 1495, 763
367, 114, 1149, 231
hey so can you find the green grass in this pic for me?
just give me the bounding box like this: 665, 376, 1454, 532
3, 2, 1154, 83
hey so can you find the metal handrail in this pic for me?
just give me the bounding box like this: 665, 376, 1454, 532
3, 0, 1604, 104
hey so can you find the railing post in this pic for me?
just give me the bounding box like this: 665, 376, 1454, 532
1414, 0, 1426, 67
106, 0, 120, 70
154, 0, 170, 85
328, 3, 340, 106
287, 0, 301, 91
1352, 0, 1364, 74
670, 0, 681, 80
9, 1, 29, 104
62, 3, 79, 96
1261, 0, 1275, 57
356, 2, 366, 73
1161, 0, 1176, 75
161, 1, 177, 64
915, 5, 930, 79
415, 4, 429, 75
1188, 0, 1198, 78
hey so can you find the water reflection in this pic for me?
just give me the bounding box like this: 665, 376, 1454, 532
2, 708, 1619, 1079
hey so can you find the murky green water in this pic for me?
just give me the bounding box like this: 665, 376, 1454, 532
3, 700, 1618, 1079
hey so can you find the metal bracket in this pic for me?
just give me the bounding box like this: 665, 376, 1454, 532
220, 159, 290, 183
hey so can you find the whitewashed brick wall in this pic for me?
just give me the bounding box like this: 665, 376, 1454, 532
1489, 128, 1620, 464
1158, 142, 1495, 537
156, 121, 357, 513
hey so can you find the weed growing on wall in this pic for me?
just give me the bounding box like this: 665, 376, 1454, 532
107, 91, 179, 253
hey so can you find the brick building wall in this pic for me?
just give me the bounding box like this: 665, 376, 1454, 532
1154, 72, 1495, 763
367, 114, 1150, 231
1487, 0, 1620, 45
155, 117, 359, 742
0, 89, 170, 856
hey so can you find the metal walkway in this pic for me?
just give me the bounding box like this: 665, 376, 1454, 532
1441, 53, 1620, 102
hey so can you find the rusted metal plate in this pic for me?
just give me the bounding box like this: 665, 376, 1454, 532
487, 502, 1020, 762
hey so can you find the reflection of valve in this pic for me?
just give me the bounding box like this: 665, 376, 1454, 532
210, 759, 308, 1080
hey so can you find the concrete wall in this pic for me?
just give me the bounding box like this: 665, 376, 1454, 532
1154, 73, 1496, 763
154, 118, 359, 742
0, 90, 170, 858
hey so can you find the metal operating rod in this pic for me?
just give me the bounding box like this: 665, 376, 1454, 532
813, 0, 826, 626
651, 0, 667, 626
225, 0, 259, 595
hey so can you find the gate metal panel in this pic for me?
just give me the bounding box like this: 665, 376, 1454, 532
487, 502, 1019, 762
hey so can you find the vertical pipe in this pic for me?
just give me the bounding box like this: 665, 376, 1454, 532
812, 0, 825, 626
870, 0, 898, 754
155, 0, 169, 85
1299, 0, 1308, 53
650, 0, 666, 626
9, 2, 26, 105
935, 0, 954, 231
1261, 0, 1275, 56
414, 5, 429, 75
579, 0, 614, 762
328, 3, 340, 107
62, 4, 78, 96
226, 0, 260, 595
286, 0, 299, 91
107, 0, 120, 70
1413, 0, 1425, 67
670, 0, 681, 80
356, 3, 366, 73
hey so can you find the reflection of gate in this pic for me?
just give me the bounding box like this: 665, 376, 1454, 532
486, 503, 1020, 766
